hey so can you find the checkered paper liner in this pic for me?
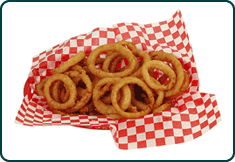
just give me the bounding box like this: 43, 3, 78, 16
15, 10, 221, 150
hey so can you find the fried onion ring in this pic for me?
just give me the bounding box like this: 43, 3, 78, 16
130, 82, 164, 111
116, 40, 138, 54
51, 81, 62, 103
81, 57, 105, 66
101, 91, 121, 104
142, 60, 176, 90
87, 44, 136, 78
60, 84, 70, 103
150, 51, 184, 97
93, 77, 121, 114
111, 77, 154, 119
63, 70, 92, 113
107, 40, 138, 56
167, 71, 190, 100
119, 84, 132, 111
153, 90, 165, 109
102, 52, 121, 72
131, 50, 151, 78
38, 40, 190, 119
109, 56, 123, 73
105, 40, 139, 73
44, 73, 77, 110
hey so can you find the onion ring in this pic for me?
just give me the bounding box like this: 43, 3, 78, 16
116, 40, 138, 54
130, 82, 164, 111
51, 81, 62, 103
87, 44, 136, 78
81, 57, 105, 66
142, 60, 176, 90
93, 77, 121, 114
153, 90, 165, 109
60, 84, 70, 103
111, 77, 154, 119
39, 41, 189, 118
44, 73, 77, 110
109, 56, 123, 72
180, 71, 190, 93
102, 52, 120, 72
150, 51, 184, 97
101, 87, 121, 104
105, 40, 139, 73
131, 50, 151, 78
109, 56, 140, 73
107, 40, 138, 56
167, 71, 190, 100
63, 70, 92, 113
118, 85, 132, 111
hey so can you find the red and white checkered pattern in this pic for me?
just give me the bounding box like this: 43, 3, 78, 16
110, 92, 220, 149
15, 10, 221, 150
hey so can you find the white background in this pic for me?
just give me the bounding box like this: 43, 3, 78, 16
2, 1, 233, 161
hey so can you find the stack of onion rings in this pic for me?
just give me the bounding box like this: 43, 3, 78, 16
36, 40, 190, 119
